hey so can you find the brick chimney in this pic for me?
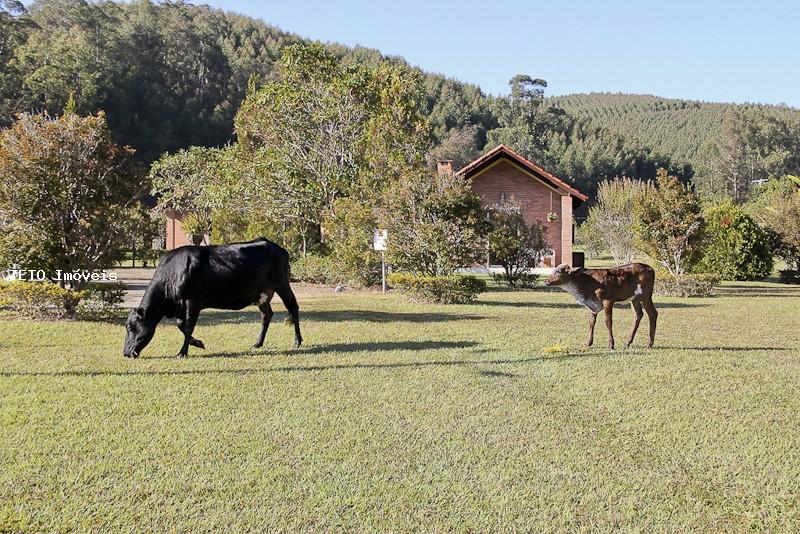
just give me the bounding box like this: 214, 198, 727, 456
437, 160, 454, 174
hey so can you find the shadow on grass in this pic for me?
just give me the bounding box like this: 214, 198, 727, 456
4, 345, 795, 380
476, 300, 708, 309
197, 310, 485, 326
0, 350, 614, 378
478, 369, 516, 378
143, 340, 482, 360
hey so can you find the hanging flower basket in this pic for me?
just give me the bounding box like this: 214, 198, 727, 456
546, 212, 558, 222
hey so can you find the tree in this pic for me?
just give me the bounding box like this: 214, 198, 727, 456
581, 178, 645, 265
700, 200, 773, 280
323, 196, 381, 287
486, 74, 569, 171
427, 124, 483, 170
749, 176, 800, 272
0, 111, 141, 286
635, 169, 704, 275
381, 168, 487, 276
235, 44, 427, 216
0, 0, 32, 125
487, 204, 548, 287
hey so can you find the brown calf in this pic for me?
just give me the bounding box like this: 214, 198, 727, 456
543, 263, 658, 349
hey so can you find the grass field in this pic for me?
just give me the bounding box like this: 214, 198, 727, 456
1, 281, 799, 532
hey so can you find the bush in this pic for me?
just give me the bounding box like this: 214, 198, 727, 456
381, 168, 488, 276
0, 281, 86, 319
388, 273, 486, 304
76, 282, 127, 319
491, 272, 540, 289
655, 273, 720, 298
779, 270, 800, 285
290, 254, 343, 285
487, 205, 548, 287
700, 200, 774, 281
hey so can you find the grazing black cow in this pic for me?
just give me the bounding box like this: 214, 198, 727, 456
123, 238, 302, 358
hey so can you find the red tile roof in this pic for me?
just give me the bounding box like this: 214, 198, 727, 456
456, 144, 589, 202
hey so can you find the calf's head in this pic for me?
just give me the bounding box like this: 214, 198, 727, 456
124, 307, 156, 358
543, 264, 585, 287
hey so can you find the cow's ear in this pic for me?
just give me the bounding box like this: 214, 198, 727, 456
135, 307, 144, 318
568, 266, 585, 275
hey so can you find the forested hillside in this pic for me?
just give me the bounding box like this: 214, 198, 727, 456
550, 93, 800, 171
2, 0, 798, 201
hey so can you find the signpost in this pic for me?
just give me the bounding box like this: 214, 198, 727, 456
373, 229, 388, 293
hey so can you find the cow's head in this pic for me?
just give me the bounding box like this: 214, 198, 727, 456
543, 264, 585, 286
124, 307, 156, 358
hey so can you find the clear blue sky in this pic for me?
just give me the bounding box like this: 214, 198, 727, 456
204, 0, 799, 107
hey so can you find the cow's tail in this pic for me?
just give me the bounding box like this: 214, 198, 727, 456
280, 247, 296, 325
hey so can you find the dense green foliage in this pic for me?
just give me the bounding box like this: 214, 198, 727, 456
699, 201, 774, 280
0, 111, 142, 283
551, 93, 800, 179
4, 0, 797, 200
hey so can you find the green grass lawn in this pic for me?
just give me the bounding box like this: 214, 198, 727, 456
1, 282, 799, 532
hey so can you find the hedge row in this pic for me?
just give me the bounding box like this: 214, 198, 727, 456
0, 281, 126, 320
654, 273, 720, 298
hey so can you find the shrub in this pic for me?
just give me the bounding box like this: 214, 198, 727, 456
0, 281, 86, 319
76, 282, 127, 319
635, 169, 704, 275
491, 272, 540, 289
779, 270, 800, 285
290, 254, 343, 285
487, 204, 548, 287
700, 201, 774, 280
381, 168, 488, 276
388, 273, 486, 304
655, 273, 720, 298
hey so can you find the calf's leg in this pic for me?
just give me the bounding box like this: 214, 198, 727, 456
253, 290, 275, 348
603, 300, 615, 350
276, 283, 302, 348
587, 312, 597, 347
625, 300, 644, 349
643, 297, 658, 348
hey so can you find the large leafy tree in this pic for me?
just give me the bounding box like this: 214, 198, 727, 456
749, 176, 800, 272
231, 43, 428, 252
635, 169, 704, 276
0, 0, 32, 125
0, 111, 142, 285
486, 75, 570, 170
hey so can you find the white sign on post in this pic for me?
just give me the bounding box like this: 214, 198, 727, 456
373, 229, 388, 293
373, 229, 388, 251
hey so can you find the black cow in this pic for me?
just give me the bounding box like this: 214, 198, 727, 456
123, 238, 302, 358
